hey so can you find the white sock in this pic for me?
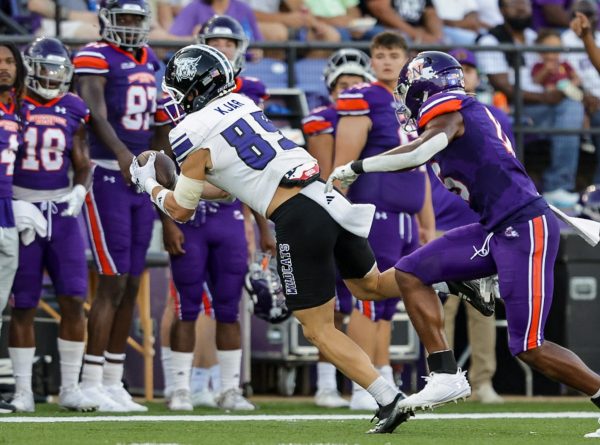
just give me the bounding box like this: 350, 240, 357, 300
377, 365, 395, 386
171, 351, 193, 391
592, 387, 600, 399
366, 376, 398, 406
191, 367, 210, 393
217, 350, 241, 392
161, 347, 173, 393
57, 338, 84, 389
8, 347, 35, 394
81, 354, 104, 387
316, 362, 337, 392
209, 364, 221, 393
103, 352, 125, 387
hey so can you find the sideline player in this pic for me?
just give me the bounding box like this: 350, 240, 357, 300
302, 47, 374, 408
327, 51, 600, 414
73, 0, 160, 411
333, 31, 434, 410
9, 37, 95, 413
157, 14, 273, 411
0, 41, 25, 414
131, 44, 412, 434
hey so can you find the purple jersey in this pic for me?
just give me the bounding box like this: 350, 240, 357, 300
234, 76, 267, 106
73, 42, 160, 159
302, 104, 338, 137
0, 99, 21, 227
13, 94, 89, 192
418, 92, 545, 231
337, 82, 425, 214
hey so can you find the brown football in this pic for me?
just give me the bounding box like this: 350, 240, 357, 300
136, 151, 178, 190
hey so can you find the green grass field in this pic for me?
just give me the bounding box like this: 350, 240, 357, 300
0, 399, 598, 445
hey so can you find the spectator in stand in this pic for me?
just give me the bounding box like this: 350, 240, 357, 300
477, 0, 584, 208
169, 0, 262, 40
475, 0, 504, 28
27, 0, 99, 38
432, 0, 485, 44
532, 29, 583, 101
569, 2, 600, 182
303, 0, 384, 41
364, 0, 443, 44
239, 0, 341, 46
532, 0, 573, 30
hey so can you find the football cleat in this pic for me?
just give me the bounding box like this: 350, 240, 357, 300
584, 419, 600, 438
0, 396, 16, 414
314, 389, 349, 408
59, 384, 98, 412
367, 391, 414, 434
394, 369, 471, 413
104, 384, 148, 412
191, 389, 218, 408
168, 389, 193, 411
446, 279, 495, 316
216, 388, 255, 411
11, 390, 34, 413
81, 384, 129, 412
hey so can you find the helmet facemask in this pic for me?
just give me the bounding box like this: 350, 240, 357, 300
25, 54, 73, 100
99, 7, 150, 49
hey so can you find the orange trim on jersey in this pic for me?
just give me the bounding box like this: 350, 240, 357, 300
106, 42, 148, 65
0, 100, 15, 114
154, 108, 170, 124
303, 120, 332, 135
74, 56, 110, 70
526, 216, 545, 350
85, 193, 117, 276
417, 99, 463, 128
24, 95, 62, 108
233, 76, 243, 93
336, 98, 369, 112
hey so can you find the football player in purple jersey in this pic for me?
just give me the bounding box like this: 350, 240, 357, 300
327, 51, 600, 414
302, 48, 374, 408
0, 42, 24, 415
333, 31, 435, 410
8, 37, 95, 413
73, 0, 160, 412
156, 15, 274, 411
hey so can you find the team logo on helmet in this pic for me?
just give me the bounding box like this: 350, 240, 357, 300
406, 58, 437, 82
173, 55, 202, 82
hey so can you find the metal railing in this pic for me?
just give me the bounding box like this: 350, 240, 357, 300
1, 35, 597, 157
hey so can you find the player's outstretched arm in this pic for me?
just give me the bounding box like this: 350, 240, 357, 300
325, 112, 463, 192
78, 76, 135, 182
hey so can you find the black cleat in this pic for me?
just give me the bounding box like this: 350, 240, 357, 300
367, 392, 414, 434
446, 280, 495, 317
0, 398, 16, 414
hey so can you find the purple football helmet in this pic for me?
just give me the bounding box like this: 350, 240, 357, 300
24, 37, 73, 100
578, 184, 600, 222
197, 15, 248, 73
99, 0, 150, 49
244, 252, 291, 324
396, 51, 465, 129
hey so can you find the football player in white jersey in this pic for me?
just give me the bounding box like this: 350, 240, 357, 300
131, 44, 411, 434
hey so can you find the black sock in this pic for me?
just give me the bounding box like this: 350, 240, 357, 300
427, 350, 458, 374
592, 396, 600, 410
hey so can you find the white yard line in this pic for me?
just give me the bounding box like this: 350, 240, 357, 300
0, 412, 597, 423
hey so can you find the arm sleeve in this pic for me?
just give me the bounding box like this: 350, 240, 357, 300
336, 89, 370, 116
73, 48, 109, 76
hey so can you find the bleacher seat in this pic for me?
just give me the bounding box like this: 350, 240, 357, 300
243, 58, 288, 89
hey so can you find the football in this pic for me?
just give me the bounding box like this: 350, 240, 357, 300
136, 150, 178, 190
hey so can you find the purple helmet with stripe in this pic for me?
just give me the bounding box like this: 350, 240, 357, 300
396, 51, 464, 127
24, 37, 73, 100
578, 184, 600, 221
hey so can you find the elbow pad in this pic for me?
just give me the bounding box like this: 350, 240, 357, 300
173, 174, 204, 210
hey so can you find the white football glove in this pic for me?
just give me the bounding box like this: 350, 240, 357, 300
56, 184, 87, 217
130, 153, 157, 193
325, 162, 359, 193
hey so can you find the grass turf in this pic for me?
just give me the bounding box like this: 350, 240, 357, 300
0, 399, 597, 445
